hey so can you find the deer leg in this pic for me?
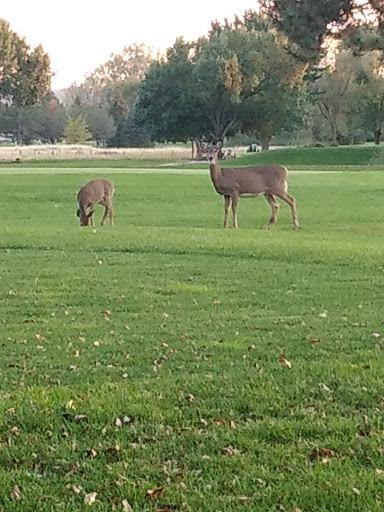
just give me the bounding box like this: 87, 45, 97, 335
100, 206, 108, 226
231, 195, 239, 229
275, 193, 299, 230
108, 204, 114, 226
265, 193, 280, 230
223, 196, 231, 228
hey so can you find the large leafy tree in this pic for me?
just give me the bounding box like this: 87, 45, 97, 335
0, 18, 51, 106
0, 96, 66, 144
134, 12, 306, 146
310, 51, 361, 145
74, 43, 155, 146
134, 38, 203, 143
84, 105, 116, 146
261, 0, 384, 62
354, 51, 384, 144
84, 43, 154, 90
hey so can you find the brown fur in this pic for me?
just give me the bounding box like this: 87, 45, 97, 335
208, 149, 299, 229
76, 179, 115, 227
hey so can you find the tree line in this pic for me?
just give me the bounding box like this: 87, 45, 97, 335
0, 1, 383, 149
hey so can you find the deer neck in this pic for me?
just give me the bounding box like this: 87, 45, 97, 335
209, 159, 222, 185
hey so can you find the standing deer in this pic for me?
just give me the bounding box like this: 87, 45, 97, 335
76, 179, 115, 227
208, 148, 299, 230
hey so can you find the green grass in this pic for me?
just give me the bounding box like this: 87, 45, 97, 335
234, 145, 383, 167
1, 144, 383, 171
1, 167, 384, 511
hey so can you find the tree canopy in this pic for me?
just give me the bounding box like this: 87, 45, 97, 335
0, 18, 51, 106
261, 0, 384, 62
133, 12, 306, 147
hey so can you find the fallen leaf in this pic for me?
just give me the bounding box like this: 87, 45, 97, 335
145, 487, 164, 499
372, 333, 380, 338
375, 468, 384, 476
185, 393, 195, 402
319, 311, 328, 318
93, 341, 100, 347
222, 446, 241, 456
73, 414, 87, 423
319, 383, 331, 392
352, 487, 360, 495
68, 485, 82, 494
278, 355, 292, 369
101, 309, 111, 316
122, 499, 132, 511
84, 492, 98, 505
309, 338, 323, 344
238, 496, 251, 502
115, 417, 123, 427
65, 400, 75, 409
86, 449, 97, 458
11, 485, 21, 501
310, 448, 336, 460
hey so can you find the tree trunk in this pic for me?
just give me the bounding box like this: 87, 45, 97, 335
261, 138, 270, 151
374, 129, 382, 145
191, 140, 196, 160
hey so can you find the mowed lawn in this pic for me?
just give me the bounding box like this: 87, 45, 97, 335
1, 168, 384, 511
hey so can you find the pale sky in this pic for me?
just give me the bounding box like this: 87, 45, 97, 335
2, 0, 257, 90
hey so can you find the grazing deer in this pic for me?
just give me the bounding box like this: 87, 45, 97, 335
76, 179, 115, 227
208, 148, 299, 230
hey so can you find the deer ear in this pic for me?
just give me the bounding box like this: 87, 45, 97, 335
76, 209, 80, 217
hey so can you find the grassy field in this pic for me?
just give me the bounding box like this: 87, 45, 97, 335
1, 160, 384, 511
0, 143, 383, 171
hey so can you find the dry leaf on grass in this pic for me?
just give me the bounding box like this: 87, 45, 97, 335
310, 448, 336, 460
145, 487, 164, 499
278, 355, 292, 369
84, 492, 97, 505
309, 338, 323, 344
122, 499, 132, 511
222, 446, 241, 456
11, 485, 21, 501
